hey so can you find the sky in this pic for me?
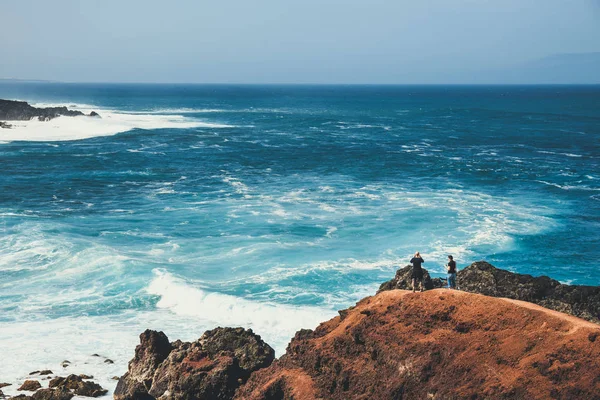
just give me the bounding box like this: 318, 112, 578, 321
1, 0, 599, 83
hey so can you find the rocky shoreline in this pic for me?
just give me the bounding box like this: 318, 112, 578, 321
3, 262, 599, 399
0, 99, 100, 128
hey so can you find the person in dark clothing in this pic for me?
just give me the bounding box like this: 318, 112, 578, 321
410, 252, 425, 292
446, 255, 457, 289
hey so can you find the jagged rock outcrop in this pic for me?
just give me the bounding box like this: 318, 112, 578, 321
458, 261, 600, 323
237, 289, 600, 400
0, 99, 100, 121
377, 264, 444, 292
114, 327, 275, 400
379, 261, 600, 324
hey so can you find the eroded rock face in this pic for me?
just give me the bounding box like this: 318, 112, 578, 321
237, 290, 600, 400
114, 327, 275, 400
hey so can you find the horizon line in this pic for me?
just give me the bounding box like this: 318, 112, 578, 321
1, 79, 599, 86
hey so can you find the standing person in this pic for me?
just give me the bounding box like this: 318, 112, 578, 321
410, 252, 425, 293
446, 255, 457, 289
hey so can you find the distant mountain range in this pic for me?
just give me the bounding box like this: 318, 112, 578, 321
503, 52, 600, 84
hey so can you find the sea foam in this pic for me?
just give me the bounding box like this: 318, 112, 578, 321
147, 269, 333, 353
0, 102, 232, 142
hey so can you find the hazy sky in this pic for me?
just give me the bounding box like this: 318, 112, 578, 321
1, 0, 599, 83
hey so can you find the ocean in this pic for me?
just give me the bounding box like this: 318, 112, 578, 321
0, 83, 599, 392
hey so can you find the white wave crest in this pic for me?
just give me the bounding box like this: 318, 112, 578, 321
0, 102, 233, 142
146, 269, 333, 354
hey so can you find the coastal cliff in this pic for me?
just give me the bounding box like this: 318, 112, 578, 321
238, 290, 600, 399
108, 262, 600, 400
0, 99, 99, 125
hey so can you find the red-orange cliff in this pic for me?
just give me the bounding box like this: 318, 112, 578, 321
236, 289, 600, 400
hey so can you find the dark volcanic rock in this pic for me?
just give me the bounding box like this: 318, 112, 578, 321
114, 327, 275, 400
49, 375, 107, 397
378, 264, 444, 292
116, 329, 172, 395
380, 261, 600, 324
31, 388, 74, 400
18, 380, 41, 391
89, 111, 100, 117
0, 121, 13, 128
0, 99, 90, 121
458, 261, 600, 323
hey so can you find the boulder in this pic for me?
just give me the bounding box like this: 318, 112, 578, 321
0, 121, 13, 129
89, 111, 101, 118
31, 388, 73, 400
114, 327, 275, 400
49, 375, 107, 397
18, 380, 41, 391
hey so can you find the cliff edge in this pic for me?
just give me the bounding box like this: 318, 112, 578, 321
237, 289, 600, 400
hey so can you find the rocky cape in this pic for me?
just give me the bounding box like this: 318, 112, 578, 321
0, 99, 99, 127
379, 261, 600, 324
110, 262, 600, 400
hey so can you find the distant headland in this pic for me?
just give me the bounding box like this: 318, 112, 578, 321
0, 99, 100, 128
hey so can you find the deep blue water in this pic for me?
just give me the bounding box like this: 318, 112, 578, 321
0, 83, 599, 380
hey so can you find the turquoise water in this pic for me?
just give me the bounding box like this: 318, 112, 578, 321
0, 83, 599, 386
